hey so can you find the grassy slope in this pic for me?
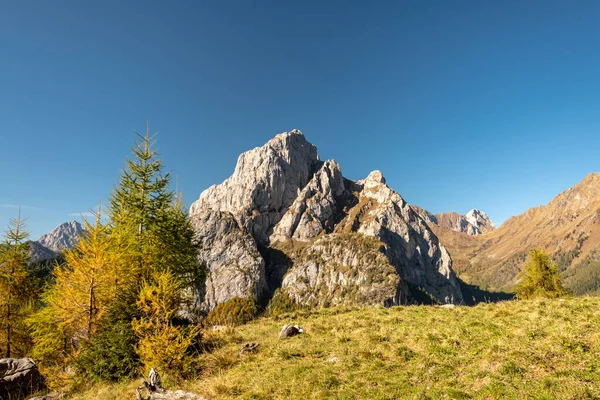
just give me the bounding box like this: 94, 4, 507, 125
71, 298, 600, 400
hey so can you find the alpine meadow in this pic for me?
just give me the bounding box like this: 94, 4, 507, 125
2, 2, 600, 399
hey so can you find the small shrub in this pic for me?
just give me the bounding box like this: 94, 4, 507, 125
267, 290, 298, 317
74, 319, 140, 383
205, 297, 258, 326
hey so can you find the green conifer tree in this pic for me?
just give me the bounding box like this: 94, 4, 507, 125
0, 211, 35, 357
108, 122, 201, 285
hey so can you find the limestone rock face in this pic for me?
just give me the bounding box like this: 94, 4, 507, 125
0, 358, 46, 399
410, 205, 438, 225
334, 172, 463, 304
279, 233, 404, 307
189, 130, 464, 311
412, 208, 495, 236
28, 221, 85, 262
435, 212, 477, 235
190, 210, 266, 312
190, 130, 319, 245
271, 160, 348, 242
28, 241, 58, 262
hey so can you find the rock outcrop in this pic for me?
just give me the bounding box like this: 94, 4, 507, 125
332, 171, 461, 304
28, 241, 59, 262
189, 130, 464, 311
270, 160, 348, 242
189, 210, 267, 312
190, 130, 319, 245
0, 358, 45, 399
278, 233, 404, 307
465, 209, 495, 234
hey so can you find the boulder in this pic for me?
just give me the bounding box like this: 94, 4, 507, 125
279, 324, 304, 339
238, 343, 260, 357
0, 358, 45, 399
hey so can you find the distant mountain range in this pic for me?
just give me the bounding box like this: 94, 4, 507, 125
411, 207, 495, 235
422, 173, 600, 296
29, 221, 84, 262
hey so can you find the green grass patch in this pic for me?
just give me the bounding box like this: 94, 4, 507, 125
70, 297, 600, 399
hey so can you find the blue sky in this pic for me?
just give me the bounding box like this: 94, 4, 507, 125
1, 0, 599, 239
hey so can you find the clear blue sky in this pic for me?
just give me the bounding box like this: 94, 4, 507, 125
1, 0, 599, 239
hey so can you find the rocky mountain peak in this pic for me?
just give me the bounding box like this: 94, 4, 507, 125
37, 221, 84, 253
365, 170, 386, 185
548, 172, 600, 212
465, 208, 495, 232
189, 130, 464, 311
190, 130, 320, 244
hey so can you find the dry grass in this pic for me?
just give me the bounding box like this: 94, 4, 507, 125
69, 297, 600, 399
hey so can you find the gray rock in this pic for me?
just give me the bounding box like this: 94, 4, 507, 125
29, 221, 85, 262
238, 343, 260, 356
0, 358, 45, 399
279, 324, 304, 339
190, 130, 320, 245
189, 210, 266, 312
465, 209, 495, 234
279, 233, 404, 307
413, 207, 495, 236
333, 171, 463, 304
271, 160, 347, 242
28, 241, 58, 262
28, 395, 62, 400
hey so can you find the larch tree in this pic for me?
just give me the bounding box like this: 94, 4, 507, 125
0, 211, 36, 358
516, 248, 569, 299
29, 211, 127, 367
105, 124, 202, 374
132, 270, 200, 373
30, 124, 203, 386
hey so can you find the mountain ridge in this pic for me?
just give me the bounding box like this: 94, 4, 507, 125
433, 172, 600, 294
410, 207, 495, 235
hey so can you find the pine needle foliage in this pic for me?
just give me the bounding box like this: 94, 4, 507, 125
515, 248, 569, 299
29, 124, 204, 388
132, 271, 201, 374
0, 211, 36, 358
74, 304, 140, 383
108, 124, 201, 287
29, 210, 129, 385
